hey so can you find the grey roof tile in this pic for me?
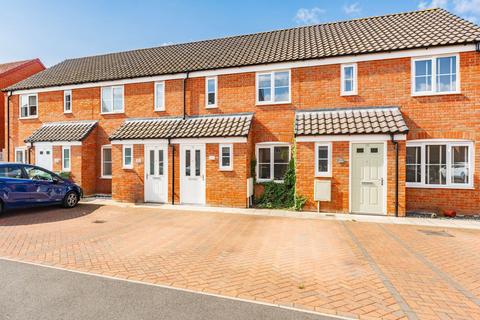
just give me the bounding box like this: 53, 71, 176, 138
25, 121, 97, 143
109, 113, 253, 140
295, 107, 408, 136
7, 9, 480, 91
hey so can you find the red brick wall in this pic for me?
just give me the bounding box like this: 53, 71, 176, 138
112, 144, 145, 202
7, 51, 480, 213
1, 60, 45, 150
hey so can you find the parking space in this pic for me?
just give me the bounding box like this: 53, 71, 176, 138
0, 204, 479, 319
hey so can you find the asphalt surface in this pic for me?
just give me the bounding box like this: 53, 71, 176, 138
0, 259, 339, 320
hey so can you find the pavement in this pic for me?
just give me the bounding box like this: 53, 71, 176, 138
0, 258, 335, 320
1, 203, 480, 319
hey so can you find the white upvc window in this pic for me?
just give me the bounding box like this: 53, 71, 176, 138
256, 70, 291, 104
206, 76, 218, 108
101, 145, 112, 178
64, 90, 72, 113
101, 86, 124, 114
412, 54, 460, 96
123, 145, 133, 169
62, 146, 71, 172
406, 140, 474, 189
256, 143, 291, 182
315, 142, 332, 177
19, 94, 38, 119
341, 63, 357, 96
154, 82, 165, 111
219, 144, 233, 171
15, 147, 28, 163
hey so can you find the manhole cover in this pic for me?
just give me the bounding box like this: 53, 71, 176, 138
418, 230, 453, 237
93, 220, 107, 224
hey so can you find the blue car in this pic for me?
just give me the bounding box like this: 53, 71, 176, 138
0, 163, 83, 213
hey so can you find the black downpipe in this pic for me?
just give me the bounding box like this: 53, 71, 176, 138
6, 91, 12, 161
391, 134, 399, 217
182, 72, 189, 119
171, 140, 175, 205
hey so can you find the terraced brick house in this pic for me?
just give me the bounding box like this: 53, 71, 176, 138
0, 59, 45, 155
4, 8, 480, 216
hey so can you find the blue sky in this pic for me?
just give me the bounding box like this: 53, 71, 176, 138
1, 0, 479, 67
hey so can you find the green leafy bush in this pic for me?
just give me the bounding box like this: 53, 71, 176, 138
58, 171, 71, 180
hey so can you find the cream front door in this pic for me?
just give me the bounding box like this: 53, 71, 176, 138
180, 144, 206, 205
144, 145, 168, 203
351, 143, 385, 214
35, 145, 53, 171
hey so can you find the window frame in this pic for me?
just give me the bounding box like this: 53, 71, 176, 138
101, 85, 124, 114
255, 143, 291, 183
64, 90, 72, 113
15, 147, 28, 164
123, 144, 133, 169
219, 143, 233, 171
406, 140, 474, 189
315, 142, 332, 177
154, 81, 165, 111
62, 146, 71, 172
205, 76, 218, 108
19, 93, 38, 119
411, 54, 460, 96
255, 70, 291, 105
101, 145, 113, 179
340, 63, 358, 96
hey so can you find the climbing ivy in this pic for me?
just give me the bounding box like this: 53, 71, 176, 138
255, 145, 307, 211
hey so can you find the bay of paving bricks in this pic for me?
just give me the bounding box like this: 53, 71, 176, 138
0, 204, 479, 320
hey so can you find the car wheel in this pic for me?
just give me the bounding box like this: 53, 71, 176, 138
63, 191, 79, 208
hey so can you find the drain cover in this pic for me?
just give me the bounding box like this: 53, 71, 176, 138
93, 220, 107, 224
418, 230, 453, 237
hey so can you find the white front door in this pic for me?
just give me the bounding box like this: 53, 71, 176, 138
351, 143, 385, 214
35, 145, 53, 171
180, 144, 206, 205
144, 145, 168, 203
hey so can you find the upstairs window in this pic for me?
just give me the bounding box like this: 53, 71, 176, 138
406, 141, 473, 188
256, 70, 290, 104
154, 82, 165, 111
256, 144, 290, 182
20, 94, 38, 118
64, 90, 72, 113
341, 64, 357, 96
101, 86, 124, 113
206, 77, 217, 108
412, 55, 459, 95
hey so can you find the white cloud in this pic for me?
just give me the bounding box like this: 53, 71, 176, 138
294, 7, 325, 25
343, 2, 362, 15
453, 0, 480, 15
418, 0, 448, 9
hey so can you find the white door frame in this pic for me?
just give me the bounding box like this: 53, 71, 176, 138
35, 144, 53, 171
179, 143, 206, 205
144, 144, 169, 203
348, 141, 387, 215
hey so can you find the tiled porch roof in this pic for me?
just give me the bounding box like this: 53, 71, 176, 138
295, 107, 408, 136
109, 113, 253, 140
25, 121, 97, 143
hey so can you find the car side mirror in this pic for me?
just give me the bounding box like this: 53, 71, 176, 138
52, 177, 61, 184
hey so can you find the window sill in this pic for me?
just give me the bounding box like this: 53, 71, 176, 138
19, 116, 39, 120
101, 111, 124, 115
64, 111, 72, 114
122, 166, 133, 170
154, 108, 165, 112
315, 173, 332, 178
406, 183, 474, 190
256, 179, 284, 184
219, 167, 233, 172
411, 91, 461, 97
340, 92, 358, 97
100, 176, 112, 179
206, 105, 218, 109
256, 101, 291, 106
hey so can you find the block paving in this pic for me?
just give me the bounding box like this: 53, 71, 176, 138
0, 204, 479, 320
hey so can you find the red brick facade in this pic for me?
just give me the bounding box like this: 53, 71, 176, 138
6, 50, 480, 215
0, 59, 45, 150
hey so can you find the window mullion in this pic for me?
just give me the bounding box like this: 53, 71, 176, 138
271, 72, 275, 103
432, 57, 436, 93
270, 147, 274, 180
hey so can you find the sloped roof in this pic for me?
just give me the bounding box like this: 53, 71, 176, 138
25, 121, 98, 143
7, 8, 480, 91
0, 59, 42, 77
295, 107, 408, 136
109, 114, 253, 140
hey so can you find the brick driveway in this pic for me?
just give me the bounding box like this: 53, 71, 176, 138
1, 204, 479, 320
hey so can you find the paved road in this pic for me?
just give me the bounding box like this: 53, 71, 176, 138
0, 259, 337, 320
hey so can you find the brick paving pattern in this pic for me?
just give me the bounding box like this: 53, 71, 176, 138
0, 204, 479, 320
